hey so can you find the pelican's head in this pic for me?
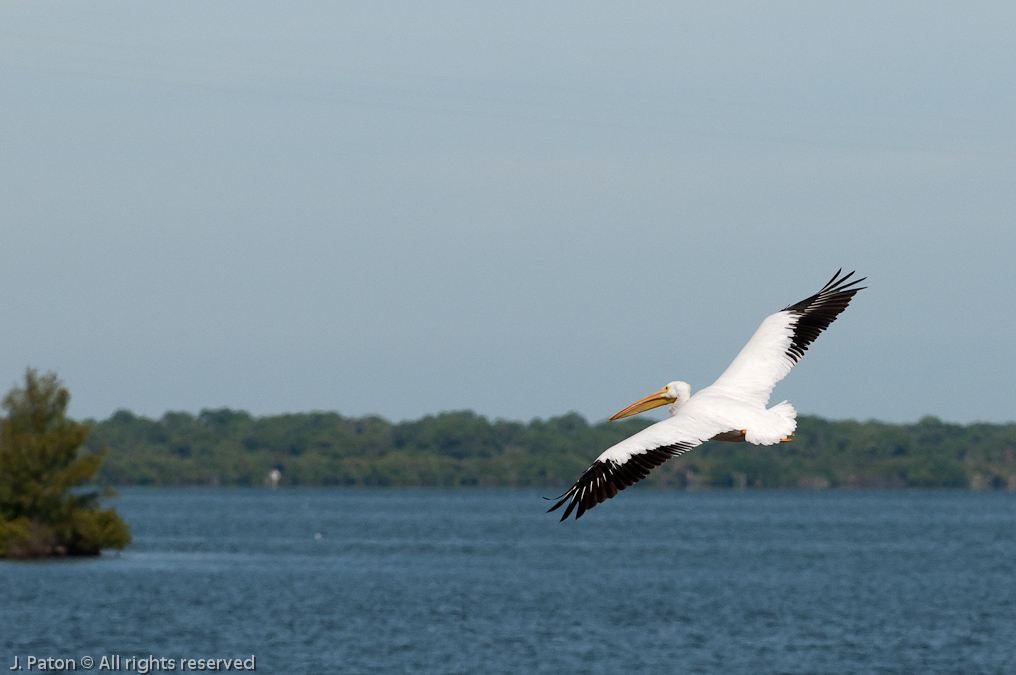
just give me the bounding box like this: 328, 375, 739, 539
609, 381, 691, 420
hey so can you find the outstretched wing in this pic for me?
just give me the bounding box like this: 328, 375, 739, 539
707, 269, 865, 408
547, 411, 721, 520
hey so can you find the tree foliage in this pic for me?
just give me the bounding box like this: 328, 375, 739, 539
85, 406, 1016, 490
0, 369, 130, 559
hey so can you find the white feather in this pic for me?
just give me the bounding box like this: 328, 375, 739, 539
708, 310, 798, 408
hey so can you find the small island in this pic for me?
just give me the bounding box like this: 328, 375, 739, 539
0, 369, 130, 559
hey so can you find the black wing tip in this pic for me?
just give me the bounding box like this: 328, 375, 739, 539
781, 269, 866, 363
546, 459, 613, 522
545, 487, 578, 520
547, 443, 696, 521
818, 269, 867, 295
783, 269, 867, 314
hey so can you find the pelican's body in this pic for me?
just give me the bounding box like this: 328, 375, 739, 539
549, 270, 865, 520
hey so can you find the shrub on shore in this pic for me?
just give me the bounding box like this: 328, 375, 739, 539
0, 370, 130, 559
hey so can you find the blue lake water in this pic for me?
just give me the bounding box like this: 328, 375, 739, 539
2, 489, 1016, 674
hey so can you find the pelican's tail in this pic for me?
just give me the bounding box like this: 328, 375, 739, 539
769, 400, 797, 424
770, 400, 798, 442
746, 400, 797, 445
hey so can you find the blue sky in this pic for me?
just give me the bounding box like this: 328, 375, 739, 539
2, 2, 1014, 424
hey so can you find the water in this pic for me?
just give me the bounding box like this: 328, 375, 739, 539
3, 489, 1016, 674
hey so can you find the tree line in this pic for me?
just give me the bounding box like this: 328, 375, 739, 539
86, 407, 1016, 490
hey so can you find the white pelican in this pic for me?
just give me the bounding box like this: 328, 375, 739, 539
548, 270, 865, 520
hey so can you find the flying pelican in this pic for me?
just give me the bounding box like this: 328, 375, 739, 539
548, 269, 865, 520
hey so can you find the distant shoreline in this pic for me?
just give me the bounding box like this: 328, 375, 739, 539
85, 409, 1016, 490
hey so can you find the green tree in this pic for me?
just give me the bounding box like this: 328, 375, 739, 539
0, 369, 130, 559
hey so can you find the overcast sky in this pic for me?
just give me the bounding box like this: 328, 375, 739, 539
2, 1, 1014, 425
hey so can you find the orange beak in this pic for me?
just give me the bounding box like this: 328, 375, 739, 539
609, 386, 677, 420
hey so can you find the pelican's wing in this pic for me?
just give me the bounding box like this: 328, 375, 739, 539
547, 411, 721, 521
707, 270, 865, 408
